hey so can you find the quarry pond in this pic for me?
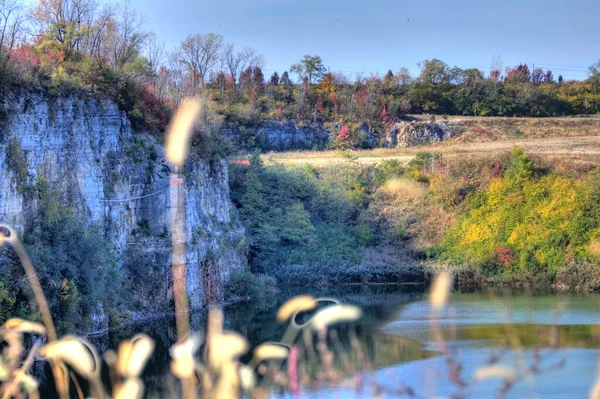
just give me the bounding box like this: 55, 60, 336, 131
43, 286, 600, 398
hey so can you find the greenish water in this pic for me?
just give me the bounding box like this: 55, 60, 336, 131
41, 287, 600, 398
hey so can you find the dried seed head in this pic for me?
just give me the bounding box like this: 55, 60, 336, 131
311, 305, 362, 331
253, 343, 289, 362
165, 98, 202, 166
40, 336, 99, 378
114, 377, 144, 399
0, 224, 16, 245
1, 318, 46, 335
238, 365, 256, 391
277, 295, 317, 322
116, 334, 155, 378
209, 332, 248, 369
169, 334, 202, 379
429, 272, 452, 310
474, 366, 516, 382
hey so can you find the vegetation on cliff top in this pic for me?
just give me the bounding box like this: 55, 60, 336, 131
1, 0, 599, 147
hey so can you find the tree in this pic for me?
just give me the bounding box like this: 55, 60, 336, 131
252, 66, 264, 89
100, 3, 148, 74
397, 67, 412, 85
269, 71, 279, 86
505, 64, 531, 84
144, 32, 165, 91
0, 0, 26, 71
489, 55, 504, 82
290, 54, 326, 84
383, 69, 395, 84
418, 59, 452, 85
280, 71, 292, 87
588, 60, 600, 90
531, 67, 544, 85
33, 0, 96, 58
222, 43, 263, 86
177, 32, 223, 90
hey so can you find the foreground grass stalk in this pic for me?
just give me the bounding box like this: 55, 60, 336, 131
170, 165, 191, 340
166, 99, 203, 398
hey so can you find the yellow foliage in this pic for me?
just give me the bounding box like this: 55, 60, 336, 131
462, 222, 492, 245
486, 178, 506, 207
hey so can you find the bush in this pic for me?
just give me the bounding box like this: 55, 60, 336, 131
225, 272, 279, 299
441, 149, 600, 277
230, 158, 375, 273
374, 159, 405, 186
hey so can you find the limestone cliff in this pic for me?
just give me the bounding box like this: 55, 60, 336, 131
0, 90, 246, 325
385, 121, 454, 147
221, 120, 331, 151
221, 119, 456, 151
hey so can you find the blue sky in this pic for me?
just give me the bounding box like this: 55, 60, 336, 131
132, 0, 599, 80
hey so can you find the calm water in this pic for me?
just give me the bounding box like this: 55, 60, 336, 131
41, 286, 600, 398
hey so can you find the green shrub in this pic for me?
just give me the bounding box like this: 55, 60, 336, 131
225, 272, 279, 298
374, 159, 405, 186
5, 138, 30, 195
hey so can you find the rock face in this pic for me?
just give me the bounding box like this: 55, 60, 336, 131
385, 121, 454, 147
0, 90, 246, 324
222, 120, 332, 151
223, 120, 456, 151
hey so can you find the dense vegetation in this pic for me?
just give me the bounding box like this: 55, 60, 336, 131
229, 153, 423, 285
0, 0, 599, 143
435, 149, 600, 287
231, 149, 600, 290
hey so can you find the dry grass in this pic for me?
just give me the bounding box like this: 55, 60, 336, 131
254, 135, 600, 167
247, 116, 600, 167
383, 178, 427, 201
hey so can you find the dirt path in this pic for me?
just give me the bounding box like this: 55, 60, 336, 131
258, 136, 600, 166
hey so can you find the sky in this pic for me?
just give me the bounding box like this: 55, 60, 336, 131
130, 0, 600, 81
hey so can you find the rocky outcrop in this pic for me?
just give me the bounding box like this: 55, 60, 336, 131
0, 90, 246, 323
385, 121, 454, 147
255, 121, 330, 151
222, 120, 332, 151
223, 119, 457, 151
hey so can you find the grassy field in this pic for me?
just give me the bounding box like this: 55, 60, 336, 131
228, 115, 600, 166
249, 135, 600, 166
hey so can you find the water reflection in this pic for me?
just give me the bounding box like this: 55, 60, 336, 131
89, 285, 429, 397
39, 288, 600, 398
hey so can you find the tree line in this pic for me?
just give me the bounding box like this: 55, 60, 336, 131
1, 0, 599, 134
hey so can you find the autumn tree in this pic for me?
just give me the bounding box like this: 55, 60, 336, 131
100, 3, 148, 75
290, 54, 326, 84
33, 0, 95, 58
177, 32, 223, 90
144, 32, 164, 91
531, 67, 544, 85
489, 55, 503, 82
505, 64, 531, 84
0, 0, 26, 73
222, 43, 263, 87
